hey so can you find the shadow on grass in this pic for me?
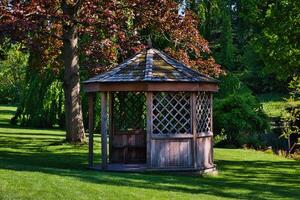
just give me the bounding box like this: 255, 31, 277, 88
0, 132, 65, 138
0, 109, 16, 115
0, 138, 299, 199
1, 151, 300, 199
0, 120, 300, 199
0, 107, 15, 125
0, 123, 65, 132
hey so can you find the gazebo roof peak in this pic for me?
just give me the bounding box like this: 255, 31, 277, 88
84, 48, 217, 83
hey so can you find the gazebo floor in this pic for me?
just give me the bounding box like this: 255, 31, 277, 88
89, 163, 147, 172
89, 164, 217, 174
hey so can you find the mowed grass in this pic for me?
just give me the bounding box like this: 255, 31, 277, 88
0, 105, 16, 125
258, 93, 300, 118
0, 106, 300, 200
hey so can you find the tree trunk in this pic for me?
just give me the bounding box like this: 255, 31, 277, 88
62, 6, 85, 143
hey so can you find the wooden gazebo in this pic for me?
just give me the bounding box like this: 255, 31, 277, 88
83, 48, 218, 172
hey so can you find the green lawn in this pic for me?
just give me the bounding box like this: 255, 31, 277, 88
0, 105, 16, 125
0, 106, 300, 199
258, 93, 300, 118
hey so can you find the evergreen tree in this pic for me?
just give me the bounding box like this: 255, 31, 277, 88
219, 8, 235, 70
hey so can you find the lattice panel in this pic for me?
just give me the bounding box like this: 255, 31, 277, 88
196, 92, 212, 133
113, 92, 146, 132
152, 92, 191, 134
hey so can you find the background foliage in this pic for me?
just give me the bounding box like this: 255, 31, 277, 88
0, 0, 299, 147
0, 40, 28, 104
214, 74, 269, 147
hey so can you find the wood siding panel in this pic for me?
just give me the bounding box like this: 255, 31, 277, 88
111, 133, 146, 163
151, 139, 192, 168
128, 134, 145, 147
112, 134, 127, 147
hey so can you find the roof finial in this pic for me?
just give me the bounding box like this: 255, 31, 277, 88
147, 36, 152, 49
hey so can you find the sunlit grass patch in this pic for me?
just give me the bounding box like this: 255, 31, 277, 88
258, 93, 300, 118
0, 105, 300, 200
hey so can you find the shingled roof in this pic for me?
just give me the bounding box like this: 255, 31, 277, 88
84, 48, 217, 83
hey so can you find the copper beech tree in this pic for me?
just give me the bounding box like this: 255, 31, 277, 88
0, 0, 222, 143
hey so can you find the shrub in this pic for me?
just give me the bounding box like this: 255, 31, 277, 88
282, 104, 300, 139
214, 74, 269, 147
281, 77, 300, 150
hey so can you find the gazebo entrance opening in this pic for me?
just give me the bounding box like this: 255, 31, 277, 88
110, 92, 146, 164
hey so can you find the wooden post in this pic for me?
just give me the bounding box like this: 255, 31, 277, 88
191, 92, 197, 169
88, 93, 96, 168
146, 92, 153, 168
210, 93, 213, 133
108, 92, 114, 163
210, 93, 214, 164
101, 92, 108, 169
